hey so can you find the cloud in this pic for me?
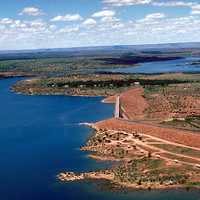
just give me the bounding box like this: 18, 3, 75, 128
103, 0, 152, 6
0, 18, 27, 28
191, 4, 200, 15
1, 15, 200, 50
58, 26, 80, 33
100, 16, 120, 22
144, 12, 166, 20
0, 18, 14, 25
151, 1, 200, 15
103, 0, 200, 12
19, 7, 44, 16
92, 10, 115, 18
2, 1, 200, 50
51, 14, 83, 22
152, 1, 196, 7
82, 18, 97, 26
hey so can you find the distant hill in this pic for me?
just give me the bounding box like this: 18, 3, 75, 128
0, 42, 200, 60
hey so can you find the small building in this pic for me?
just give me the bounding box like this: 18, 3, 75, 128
134, 82, 140, 85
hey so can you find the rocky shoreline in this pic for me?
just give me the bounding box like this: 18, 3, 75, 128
57, 124, 200, 190
57, 86, 200, 190
57, 170, 186, 190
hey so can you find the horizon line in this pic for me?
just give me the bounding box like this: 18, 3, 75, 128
1, 41, 200, 52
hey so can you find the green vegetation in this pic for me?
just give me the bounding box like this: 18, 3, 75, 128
185, 116, 200, 129
187, 182, 200, 187
153, 144, 200, 158
161, 116, 200, 131
0, 57, 111, 75
144, 81, 200, 131
0, 51, 184, 76
12, 73, 198, 97
114, 157, 188, 185
114, 148, 126, 159
144, 83, 200, 96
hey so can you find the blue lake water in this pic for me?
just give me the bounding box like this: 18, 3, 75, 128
103, 57, 200, 74
0, 78, 200, 200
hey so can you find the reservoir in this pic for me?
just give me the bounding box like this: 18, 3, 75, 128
102, 57, 200, 74
0, 78, 200, 200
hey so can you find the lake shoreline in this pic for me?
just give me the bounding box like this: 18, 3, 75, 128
57, 84, 200, 190
0, 72, 34, 80
6, 74, 200, 191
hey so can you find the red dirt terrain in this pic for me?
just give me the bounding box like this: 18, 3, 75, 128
103, 95, 117, 104
145, 84, 200, 120
146, 94, 200, 120
119, 87, 149, 120
96, 86, 200, 150
113, 85, 200, 121
94, 118, 200, 149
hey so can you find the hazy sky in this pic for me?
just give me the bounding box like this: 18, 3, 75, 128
1, 0, 200, 50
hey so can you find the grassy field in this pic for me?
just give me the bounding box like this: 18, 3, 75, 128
161, 117, 200, 131
153, 143, 200, 158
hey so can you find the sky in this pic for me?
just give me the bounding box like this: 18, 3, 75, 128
1, 0, 200, 50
